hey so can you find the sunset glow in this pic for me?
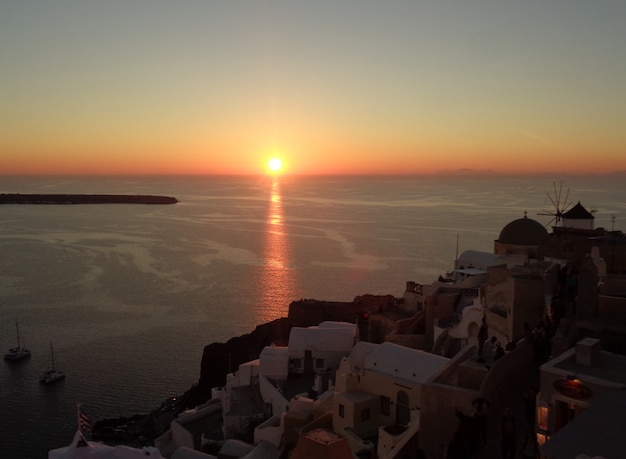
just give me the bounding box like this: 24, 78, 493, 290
268, 158, 283, 174
1, 2, 625, 176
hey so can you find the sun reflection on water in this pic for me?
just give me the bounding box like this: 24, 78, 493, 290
257, 179, 297, 323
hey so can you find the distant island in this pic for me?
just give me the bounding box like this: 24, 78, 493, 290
0, 194, 179, 205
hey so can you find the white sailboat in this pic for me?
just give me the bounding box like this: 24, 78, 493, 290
40, 341, 65, 384
4, 319, 31, 361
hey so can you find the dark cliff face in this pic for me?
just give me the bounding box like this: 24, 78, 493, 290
287, 299, 362, 327
197, 318, 291, 389
184, 296, 397, 408
185, 299, 360, 406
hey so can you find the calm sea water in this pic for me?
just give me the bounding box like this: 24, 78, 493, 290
1, 175, 624, 458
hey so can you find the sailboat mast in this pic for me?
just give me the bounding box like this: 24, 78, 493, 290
16, 319, 21, 347
50, 342, 55, 371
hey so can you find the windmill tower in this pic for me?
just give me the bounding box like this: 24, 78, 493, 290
562, 202, 595, 230
538, 181, 572, 227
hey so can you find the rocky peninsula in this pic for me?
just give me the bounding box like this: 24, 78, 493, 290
0, 193, 178, 204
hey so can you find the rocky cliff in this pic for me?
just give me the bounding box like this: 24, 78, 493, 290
95, 295, 397, 441
183, 298, 363, 406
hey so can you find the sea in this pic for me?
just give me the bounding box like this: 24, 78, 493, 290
1, 174, 624, 458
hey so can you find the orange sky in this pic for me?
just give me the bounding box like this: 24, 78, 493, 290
2, 2, 625, 176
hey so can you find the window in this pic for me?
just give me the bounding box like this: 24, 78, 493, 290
292, 359, 301, 368
537, 405, 549, 431
315, 358, 324, 368
339, 404, 345, 418
381, 396, 391, 416
361, 408, 370, 422
396, 390, 410, 425
536, 433, 548, 446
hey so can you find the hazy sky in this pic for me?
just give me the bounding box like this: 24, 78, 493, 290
2, 1, 625, 175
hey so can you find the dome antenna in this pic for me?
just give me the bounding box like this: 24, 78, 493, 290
538, 180, 572, 227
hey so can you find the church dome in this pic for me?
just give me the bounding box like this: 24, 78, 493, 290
498, 215, 549, 246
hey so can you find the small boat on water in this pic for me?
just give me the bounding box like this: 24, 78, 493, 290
40, 341, 65, 384
4, 319, 31, 362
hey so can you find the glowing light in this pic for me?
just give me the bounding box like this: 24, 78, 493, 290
256, 179, 296, 324
268, 158, 283, 173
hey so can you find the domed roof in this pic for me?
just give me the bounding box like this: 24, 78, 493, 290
498, 215, 549, 246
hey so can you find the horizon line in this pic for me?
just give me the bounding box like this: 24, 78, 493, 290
2, 170, 626, 178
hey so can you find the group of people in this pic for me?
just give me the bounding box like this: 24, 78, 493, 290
477, 318, 505, 364
477, 314, 555, 366
482, 335, 505, 363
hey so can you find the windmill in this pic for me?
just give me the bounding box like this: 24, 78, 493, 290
538, 181, 572, 227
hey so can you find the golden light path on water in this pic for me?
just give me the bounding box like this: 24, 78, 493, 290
258, 178, 297, 323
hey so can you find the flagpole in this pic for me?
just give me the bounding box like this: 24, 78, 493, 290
76, 403, 81, 433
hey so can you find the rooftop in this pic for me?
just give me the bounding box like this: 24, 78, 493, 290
552, 353, 626, 385
364, 342, 450, 384
543, 342, 626, 386
498, 215, 549, 246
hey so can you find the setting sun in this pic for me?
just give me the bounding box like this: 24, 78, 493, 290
268, 158, 283, 173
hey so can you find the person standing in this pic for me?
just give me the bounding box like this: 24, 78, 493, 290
522, 387, 538, 431
494, 343, 505, 362
501, 408, 516, 459
483, 336, 497, 363
471, 397, 489, 449
477, 317, 488, 361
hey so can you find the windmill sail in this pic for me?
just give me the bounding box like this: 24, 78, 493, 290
538, 181, 572, 227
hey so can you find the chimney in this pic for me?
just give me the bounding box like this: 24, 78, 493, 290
575, 338, 601, 366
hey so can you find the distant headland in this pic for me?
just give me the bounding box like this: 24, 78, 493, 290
0, 194, 179, 205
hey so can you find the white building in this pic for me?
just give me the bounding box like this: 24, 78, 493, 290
211, 322, 358, 450
334, 341, 450, 458
154, 399, 222, 457
287, 322, 358, 374
49, 431, 166, 459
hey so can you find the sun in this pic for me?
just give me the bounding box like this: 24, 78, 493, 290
268, 157, 283, 173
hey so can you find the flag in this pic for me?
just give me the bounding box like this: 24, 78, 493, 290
77, 404, 92, 434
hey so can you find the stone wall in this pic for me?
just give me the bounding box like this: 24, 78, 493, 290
419, 382, 479, 459
479, 339, 535, 407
